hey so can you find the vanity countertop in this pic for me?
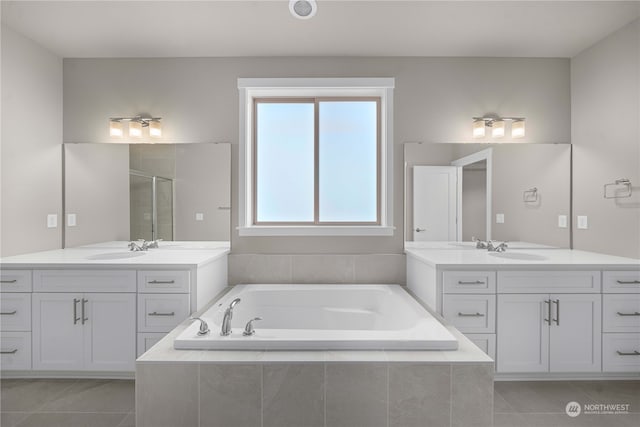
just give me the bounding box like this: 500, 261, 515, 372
405, 246, 640, 269
0, 241, 230, 268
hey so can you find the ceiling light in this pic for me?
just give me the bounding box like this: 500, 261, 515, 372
290, 0, 317, 20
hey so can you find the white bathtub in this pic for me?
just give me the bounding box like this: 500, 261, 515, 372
174, 284, 458, 351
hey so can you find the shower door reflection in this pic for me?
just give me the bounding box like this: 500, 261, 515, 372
130, 171, 174, 241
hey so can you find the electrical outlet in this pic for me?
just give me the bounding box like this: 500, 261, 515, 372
558, 215, 567, 228
67, 213, 77, 227
195, 213, 204, 221
47, 214, 58, 228
496, 213, 505, 224
577, 215, 588, 229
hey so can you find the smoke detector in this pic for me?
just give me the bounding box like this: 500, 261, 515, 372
289, 0, 317, 20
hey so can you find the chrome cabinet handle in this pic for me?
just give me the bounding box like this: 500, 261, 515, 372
617, 280, 640, 284
544, 299, 551, 324
0, 310, 17, 315
415, 228, 426, 232
73, 298, 81, 324
457, 312, 485, 317
81, 299, 88, 324
148, 280, 175, 284
0, 349, 18, 354
0, 279, 17, 283
552, 299, 560, 325
616, 350, 640, 356
458, 280, 485, 285
617, 311, 640, 316
148, 311, 175, 316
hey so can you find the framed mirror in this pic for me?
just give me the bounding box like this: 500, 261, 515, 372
404, 142, 571, 249
63, 142, 230, 248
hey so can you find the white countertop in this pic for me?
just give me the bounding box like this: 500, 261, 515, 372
0, 241, 230, 268
405, 241, 559, 250
405, 247, 640, 269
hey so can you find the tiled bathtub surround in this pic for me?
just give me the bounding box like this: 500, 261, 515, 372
228, 254, 406, 285
136, 361, 493, 427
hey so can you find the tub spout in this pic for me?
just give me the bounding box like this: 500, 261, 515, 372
221, 298, 241, 336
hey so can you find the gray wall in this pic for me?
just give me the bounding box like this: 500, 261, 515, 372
571, 19, 640, 258
175, 143, 231, 241
64, 144, 130, 247
63, 57, 571, 257
1, 25, 63, 257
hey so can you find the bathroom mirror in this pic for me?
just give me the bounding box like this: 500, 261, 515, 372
63, 142, 230, 248
404, 142, 571, 248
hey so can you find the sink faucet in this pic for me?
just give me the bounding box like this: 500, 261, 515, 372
473, 237, 489, 249
128, 241, 145, 251
487, 241, 508, 252
128, 239, 162, 251
220, 298, 241, 336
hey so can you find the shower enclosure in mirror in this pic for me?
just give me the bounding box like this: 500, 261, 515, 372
404, 142, 572, 249
63, 142, 230, 248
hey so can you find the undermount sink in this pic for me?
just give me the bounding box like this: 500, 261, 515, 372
86, 252, 147, 260
488, 252, 548, 261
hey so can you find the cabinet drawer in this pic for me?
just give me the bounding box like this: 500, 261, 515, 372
0, 293, 31, 331
138, 294, 190, 333
0, 331, 31, 370
34, 270, 136, 293
603, 333, 640, 372
497, 271, 600, 293
603, 271, 640, 293
603, 295, 640, 332
137, 271, 190, 293
466, 333, 496, 360
442, 294, 496, 333
0, 270, 32, 292
443, 271, 496, 293
137, 332, 166, 358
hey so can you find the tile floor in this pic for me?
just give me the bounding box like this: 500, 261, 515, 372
0, 379, 638, 427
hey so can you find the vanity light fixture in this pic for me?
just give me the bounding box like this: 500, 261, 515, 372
472, 116, 526, 139
109, 116, 162, 139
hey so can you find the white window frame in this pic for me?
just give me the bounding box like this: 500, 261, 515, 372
238, 78, 395, 236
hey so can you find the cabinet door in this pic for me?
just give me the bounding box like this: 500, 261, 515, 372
83, 293, 136, 372
497, 294, 550, 373
32, 293, 84, 370
549, 294, 601, 372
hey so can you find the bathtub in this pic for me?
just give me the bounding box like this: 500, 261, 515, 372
173, 284, 458, 350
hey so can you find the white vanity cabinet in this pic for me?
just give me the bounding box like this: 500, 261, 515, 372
1, 270, 33, 370
602, 271, 640, 372
32, 270, 137, 372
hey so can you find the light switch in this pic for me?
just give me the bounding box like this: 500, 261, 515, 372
558, 215, 567, 228
496, 213, 505, 224
577, 215, 588, 229
67, 213, 77, 227
195, 213, 204, 221
47, 214, 57, 228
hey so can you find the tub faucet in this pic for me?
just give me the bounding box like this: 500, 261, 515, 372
190, 317, 210, 336
243, 317, 263, 336
487, 241, 508, 252
221, 298, 241, 336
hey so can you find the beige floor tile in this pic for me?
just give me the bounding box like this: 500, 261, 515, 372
571, 380, 640, 412
0, 380, 77, 412
39, 380, 134, 413
1, 411, 30, 427
494, 381, 594, 413
15, 412, 128, 427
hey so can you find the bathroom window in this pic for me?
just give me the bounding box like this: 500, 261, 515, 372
238, 78, 394, 236
254, 97, 380, 224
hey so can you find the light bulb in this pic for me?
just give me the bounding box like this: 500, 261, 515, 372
149, 120, 162, 138
512, 120, 525, 138
109, 120, 123, 137
492, 120, 505, 138
129, 120, 143, 138
473, 120, 485, 138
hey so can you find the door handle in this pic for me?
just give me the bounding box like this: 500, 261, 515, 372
0, 310, 17, 315
457, 312, 485, 317
0, 279, 17, 283
81, 298, 88, 324
616, 280, 640, 284
552, 299, 560, 325
544, 299, 551, 324
616, 350, 640, 356
415, 228, 426, 232
0, 349, 18, 354
617, 311, 640, 316
73, 298, 81, 324
148, 280, 175, 284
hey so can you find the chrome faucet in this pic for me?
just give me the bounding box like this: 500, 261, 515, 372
190, 317, 210, 336
473, 237, 489, 249
128, 241, 145, 251
487, 241, 508, 252
220, 298, 241, 336
128, 239, 162, 251
243, 317, 262, 336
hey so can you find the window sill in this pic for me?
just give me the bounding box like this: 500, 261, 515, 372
237, 226, 395, 237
